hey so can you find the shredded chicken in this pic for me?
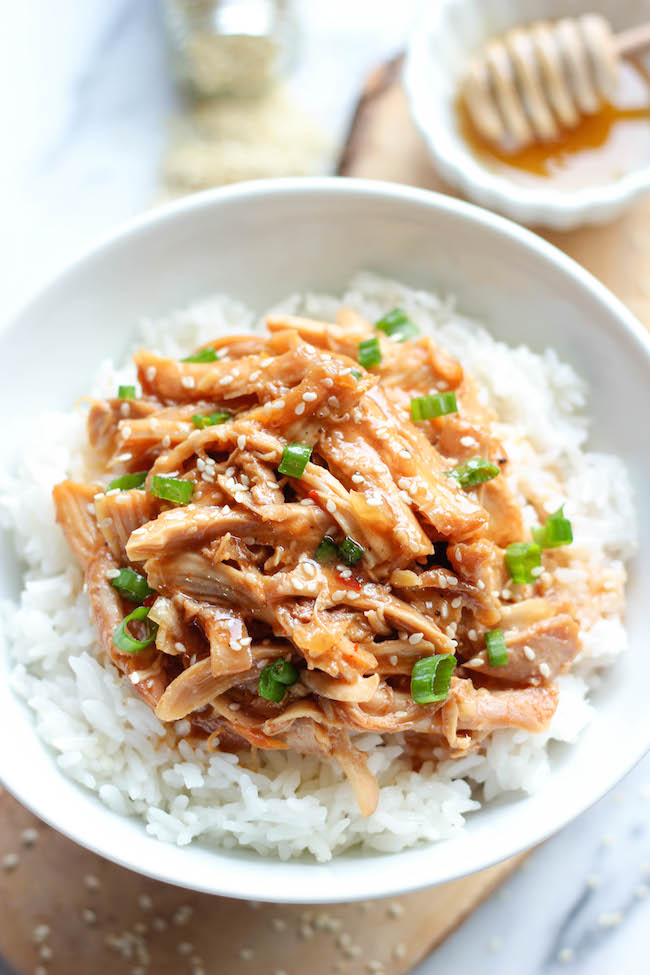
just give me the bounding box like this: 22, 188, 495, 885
53, 305, 591, 817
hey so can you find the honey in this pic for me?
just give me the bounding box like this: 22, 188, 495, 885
457, 59, 650, 189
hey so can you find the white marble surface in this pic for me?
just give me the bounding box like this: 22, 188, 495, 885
0, 2, 648, 973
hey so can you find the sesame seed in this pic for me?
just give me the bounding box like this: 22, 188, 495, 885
460, 435, 478, 447
399, 449, 410, 459
272, 917, 287, 931
323, 377, 334, 387
178, 942, 194, 955
467, 657, 484, 667
477, 579, 485, 589
468, 629, 477, 641
138, 894, 153, 911
351, 473, 365, 484
597, 911, 622, 928
82, 908, 97, 925
530, 566, 543, 578
32, 925, 51, 944
557, 948, 574, 964
219, 375, 234, 386
84, 874, 100, 890
237, 435, 247, 450
539, 662, 551, 678
389, 655, 398, 666
451, 597, 462, 609
523, 646, 536, 660
387, 901, 404, 918
488, 937, 502, 952
586, 873, 601, 888
326, 500, 337, 513
121, 425, 133, 439
146, 366, 156, 382
272, 399, 285, 410
239, 948, 254, 961
409, 632, 423, 645
302, 391, 317, 402
2, 853, 19, 872
393, 944, 407, 960
635, 884, 648, 899
39, 946, 53, 961
152, 918, 168, 932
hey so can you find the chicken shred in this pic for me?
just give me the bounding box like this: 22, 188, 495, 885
52, 305, 596, 817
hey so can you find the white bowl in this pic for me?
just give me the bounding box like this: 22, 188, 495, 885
1, 179, 649, 902
404, 0, 650, 229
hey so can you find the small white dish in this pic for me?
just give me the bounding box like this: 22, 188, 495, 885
404, 0, 650, 229
1, 179, 649, 901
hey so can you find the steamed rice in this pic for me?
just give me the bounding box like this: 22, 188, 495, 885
0, 273, 635, 862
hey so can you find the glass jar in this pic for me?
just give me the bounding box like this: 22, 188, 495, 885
164, 0, 298, 98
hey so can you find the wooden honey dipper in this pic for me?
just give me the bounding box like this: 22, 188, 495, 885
461, 13, 650, 151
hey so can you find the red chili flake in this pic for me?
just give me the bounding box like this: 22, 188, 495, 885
307, 489, 324, 510
335, 572, 362, 591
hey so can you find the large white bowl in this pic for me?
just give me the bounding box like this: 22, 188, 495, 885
1, 179, 649, 903
404, 0, 650, 229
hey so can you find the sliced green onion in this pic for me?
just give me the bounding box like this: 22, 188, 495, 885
258, 658, 299, 703
411, 653, 456, 705
106, 471, 148, 492
181, 347, 219, 363
268, 659, 299, 685
358, 336, 382, 368
192, 411, 231, 429
505, 541, 542, 584
112, 606, 157, 654
110, 568, 154, 603
485, 629, 508, 667
278, 442, 312, 479
532, 506, 573, 549
150, 475, 194, 505
410, 391, 458, 421
339, 536, 364, 566
118, 385, 136, 400
447, 456, 500, 488
315, 535, 338, 563
349, 369, 362, 381
375, 307, 419, 342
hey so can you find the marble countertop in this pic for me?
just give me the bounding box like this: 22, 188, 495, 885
0, 2, 647, 973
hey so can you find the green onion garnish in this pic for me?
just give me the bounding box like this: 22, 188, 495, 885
485, 629, 508, 667
339, 536, 364, 566
106, 471, 148, 492
447, 456, 500, 488
112, 606, 157, 654
410, 654, 456, 704
410, 391, 458, 421
192, 411, 231, 429
532, 506, 573, 549
349, 369, 362, 380
181, 348, 219, 363
375, 307, 419, 342
118, 385, 136, 400
505, 542, 542, 584
278, 442, 312, 479
258, 658, 299, 703
315, 535, 338, 563
150, 475, 194, 505
110, 568, 154, 604
358, 337, 382, 368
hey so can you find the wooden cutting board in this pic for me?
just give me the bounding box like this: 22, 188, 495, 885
0, 787, 525, 975
3, 56, 650, 975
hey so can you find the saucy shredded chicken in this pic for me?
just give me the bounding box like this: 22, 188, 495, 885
53, 306, 585, 817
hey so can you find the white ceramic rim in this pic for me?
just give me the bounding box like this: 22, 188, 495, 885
403, 1, 650, 229
1, 178, 650, 902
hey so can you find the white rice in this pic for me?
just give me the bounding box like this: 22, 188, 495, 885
0, 272, 636, 862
